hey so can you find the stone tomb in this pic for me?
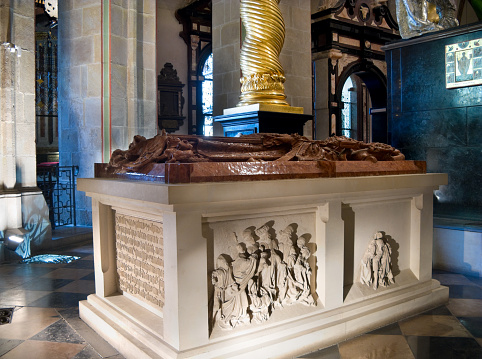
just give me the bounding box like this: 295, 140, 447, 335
78, 172, 448, 359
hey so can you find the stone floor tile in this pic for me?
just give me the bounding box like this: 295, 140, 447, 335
0, 338, 24, 356
27, 292, 89, 308
29, 318, 85, 344
0, 265, 56, 279
406, 336, 482, 359
367, 322, 403, 335
0, 307, 60, 340
448, 285, 482, 299
40, 268, 94, 280
72, 344, 101, 359
298, 344, 341, 358
0, 339, 85, 359
64, 260, 94, 270
338, 334, 414, 359
399, 315, 471, 337
0, 275, 38, 290
0, 289, 51, 307
17, 278, 74, 291
457, 317, 482, 338
80, 272, 95, 281
447, 298, 482, 317
55, 280, 95, 294
419, 306, 453, 316
58, 308, 121, 358
467, 276, 482, 287
432, 273, 479, 287
79, 255, 94, 261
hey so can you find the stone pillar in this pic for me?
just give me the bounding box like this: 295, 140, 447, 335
111, 1, 157, 151
212, 0, 241, 117
58, 1, 103, 225
0, 1, 51, 259
279, 0, 312, 116
212, 0, 312, 136
59, 0, 156, 225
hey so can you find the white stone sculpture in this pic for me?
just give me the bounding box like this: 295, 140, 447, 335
212, 222, 316, 330
294, 238, 315, 305
211, 255, 246, 329
278, 225, 295, 261
360, 232, 395, 290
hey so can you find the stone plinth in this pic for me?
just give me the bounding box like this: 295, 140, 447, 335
214, 106, 312, 137
78, 173, 448, 359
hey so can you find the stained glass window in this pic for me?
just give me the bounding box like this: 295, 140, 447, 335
202, 53, 213, 136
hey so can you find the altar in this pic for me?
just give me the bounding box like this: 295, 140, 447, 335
78, 168, 448, 359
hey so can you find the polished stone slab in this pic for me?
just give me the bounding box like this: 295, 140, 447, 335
94, 160, 426, 184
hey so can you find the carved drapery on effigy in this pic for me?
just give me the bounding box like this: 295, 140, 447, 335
211, 222, 315, 330
238, 0, 289, 106
115, 213, 165, 308
107, 132, 405, 175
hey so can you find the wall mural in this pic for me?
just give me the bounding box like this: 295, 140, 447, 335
360, 231, 394, 290
211, 223, 316, 330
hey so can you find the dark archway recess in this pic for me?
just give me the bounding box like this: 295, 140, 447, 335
312, 0, 400, 144
336, 61, 388, 143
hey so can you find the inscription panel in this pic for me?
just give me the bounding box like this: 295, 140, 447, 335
115, 213, 164, 308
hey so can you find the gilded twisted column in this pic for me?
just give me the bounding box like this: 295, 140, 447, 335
238, 0, 289, 107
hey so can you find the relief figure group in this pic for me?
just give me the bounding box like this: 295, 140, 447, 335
360, 231, 395, 290
212, 223, 316, 330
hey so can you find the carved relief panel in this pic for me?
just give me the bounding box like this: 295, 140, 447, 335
115, 213, 165, 309
206, 213, 317, 333
359, 231, 395, 290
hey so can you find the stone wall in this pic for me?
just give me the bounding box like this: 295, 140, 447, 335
111, 1, 157, 150
58, 1, 103, 225
279, 0, 312, 116
59, 0, 157, 225
0, 2, 51, 258
385, 23, 482, 215
212, 0, 241, 117
2, 1, 37, 188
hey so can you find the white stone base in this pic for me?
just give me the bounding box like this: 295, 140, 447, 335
78, 173, 448, 359
80, 280, 448, 359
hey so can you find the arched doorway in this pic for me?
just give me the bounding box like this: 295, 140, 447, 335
336, 63, 388, 143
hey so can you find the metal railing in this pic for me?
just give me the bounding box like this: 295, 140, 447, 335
37, 165, 79, 229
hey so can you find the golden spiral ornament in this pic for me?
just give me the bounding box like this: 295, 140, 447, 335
238, 0, 289, 107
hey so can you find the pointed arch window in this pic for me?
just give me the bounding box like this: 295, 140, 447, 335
340, 74, 372, 142
201, 53, 213, 136
341, 76, 356, 138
